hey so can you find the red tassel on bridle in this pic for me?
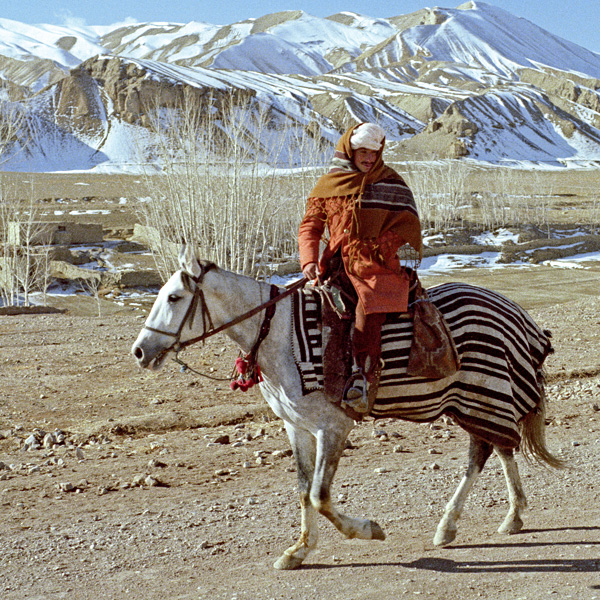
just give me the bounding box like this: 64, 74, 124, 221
230, 355, 263, 392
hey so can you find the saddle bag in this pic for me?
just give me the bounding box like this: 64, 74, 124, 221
407, 283, 461, 379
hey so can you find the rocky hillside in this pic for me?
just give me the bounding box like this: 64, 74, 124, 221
1, 1, 600, 170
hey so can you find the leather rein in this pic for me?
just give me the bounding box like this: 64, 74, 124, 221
143, 266, 307, 375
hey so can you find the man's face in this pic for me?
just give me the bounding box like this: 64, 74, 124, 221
353, 148, 378, 173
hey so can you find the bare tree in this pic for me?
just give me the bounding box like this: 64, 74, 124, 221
136, 91, 328, 280
475, 168, 551, 232
80, 275, 104, 318
403, 160, 473, 232
0, 180, 52, 307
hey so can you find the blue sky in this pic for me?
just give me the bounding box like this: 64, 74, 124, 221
3, 0, 599, 53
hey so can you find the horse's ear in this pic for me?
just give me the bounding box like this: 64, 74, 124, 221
179, 245, 202, 279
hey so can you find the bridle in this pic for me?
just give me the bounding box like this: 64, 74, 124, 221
143, 262, 307, 367
143, 266, 215, 354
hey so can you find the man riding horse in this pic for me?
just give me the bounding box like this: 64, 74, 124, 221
298, 123, 422, 410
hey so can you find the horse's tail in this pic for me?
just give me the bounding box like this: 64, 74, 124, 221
519, 368, 565, 469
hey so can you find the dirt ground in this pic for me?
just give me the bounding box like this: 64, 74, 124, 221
1, 264, 600, 600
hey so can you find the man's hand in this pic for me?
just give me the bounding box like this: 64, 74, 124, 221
302, 262, 319, 281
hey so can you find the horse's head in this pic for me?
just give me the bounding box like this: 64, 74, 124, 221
131, 247, 216, 370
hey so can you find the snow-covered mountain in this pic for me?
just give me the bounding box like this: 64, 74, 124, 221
1, 1, 600, 171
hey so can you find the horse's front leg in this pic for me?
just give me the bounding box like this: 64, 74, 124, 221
434, 435, 493, 546
274, 425, 319, 570
311, 429, 386, 542
495, 447, 527, 534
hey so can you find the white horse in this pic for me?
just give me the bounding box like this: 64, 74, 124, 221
132, 247, 562, 570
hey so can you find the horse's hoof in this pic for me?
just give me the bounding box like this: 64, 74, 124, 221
370, 521, 386, 541
433, 526, 457, 546
274, 554, 304, 570
498, 515, 523, 535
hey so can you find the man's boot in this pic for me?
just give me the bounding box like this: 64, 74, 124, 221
342, 360, 370, 413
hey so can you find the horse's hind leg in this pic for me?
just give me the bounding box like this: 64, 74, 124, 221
311, 429, 385, 542
274, 425, 319, 570
495, 446, 527, 535
434, 435, 493, 546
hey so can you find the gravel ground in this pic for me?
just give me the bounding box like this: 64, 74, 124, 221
1, 276, 600, 600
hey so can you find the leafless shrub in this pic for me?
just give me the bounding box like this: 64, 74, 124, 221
0, 179, 52, 306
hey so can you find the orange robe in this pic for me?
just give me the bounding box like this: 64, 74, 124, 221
298, 183, 421, 314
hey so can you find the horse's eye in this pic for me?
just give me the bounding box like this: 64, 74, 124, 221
167, 294, 181, 303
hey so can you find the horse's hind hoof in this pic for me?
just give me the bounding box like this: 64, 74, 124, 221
498, 515, 523, 535
274, 554, 304, 570
433, 525, 457, 546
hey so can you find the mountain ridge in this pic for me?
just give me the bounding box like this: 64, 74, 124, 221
1, 1, 599, 171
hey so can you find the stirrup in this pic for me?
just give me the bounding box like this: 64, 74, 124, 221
343, 370, 369, 413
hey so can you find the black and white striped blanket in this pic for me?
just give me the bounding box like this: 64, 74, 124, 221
291, 282, 553, 448
291, 288, 324, 391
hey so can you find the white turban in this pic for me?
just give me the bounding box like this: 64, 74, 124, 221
350, 123, 386, 151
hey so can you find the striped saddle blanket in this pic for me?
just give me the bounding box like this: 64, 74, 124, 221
291, 282, 553, 448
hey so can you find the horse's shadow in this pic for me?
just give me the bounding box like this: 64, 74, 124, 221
397, 555, 597, 574
304, 526, 600, 574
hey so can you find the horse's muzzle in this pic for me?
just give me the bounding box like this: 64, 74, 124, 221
131, 341, 168, 371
